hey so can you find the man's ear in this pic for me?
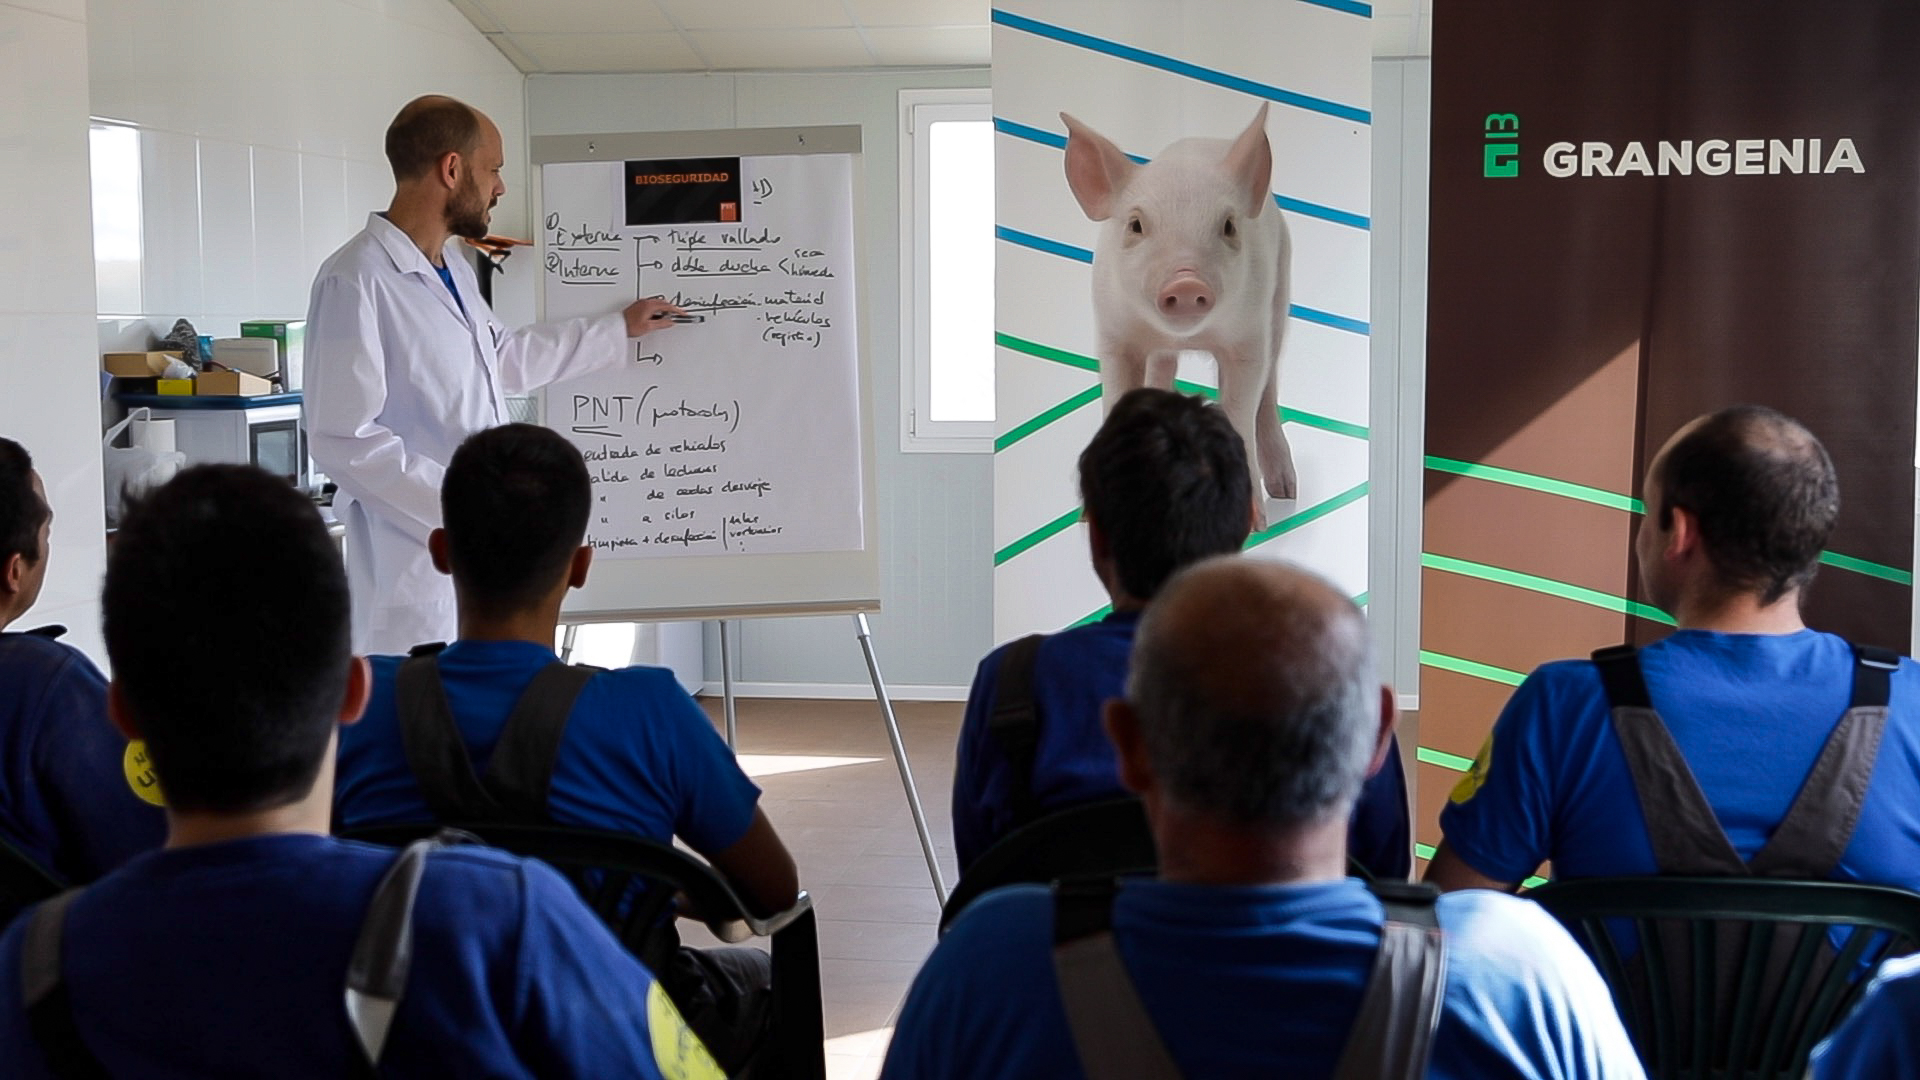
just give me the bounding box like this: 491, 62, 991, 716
0, 551, 22, 598
1364, 685, 1398, 778
1667, 505, 1701, 562
338, 656, 372, 728
1103, 699, 1155, 795
568, 545, 592, 590
107, 681, 142, 742
427, 528, 452, 576
1085, 515, 1111, 566
437, 149, 463, 192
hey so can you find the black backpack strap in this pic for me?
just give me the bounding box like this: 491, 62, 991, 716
483, 663, 598, 822
1333, 881, 1448, 1080
21, 889, 110, 1079
394, 653, 499, 822
988, 635, 1048, 829
1592, 645, 1748, 875
345, 829, 474, 1072
1050, 877, 1182, 1080
1747, 643, 1899, 877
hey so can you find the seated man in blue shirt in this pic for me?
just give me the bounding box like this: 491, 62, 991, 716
334, 422, 797, 1072
0, 464, 719, 1078
0, 437, 162, 884
953, 388, 1409, 877
1810, 953, 1920, 1077
886, 557, 1644, 1079
1427, 406, 1920, 893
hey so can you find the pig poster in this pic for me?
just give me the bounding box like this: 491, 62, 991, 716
992, 2, 1373, 642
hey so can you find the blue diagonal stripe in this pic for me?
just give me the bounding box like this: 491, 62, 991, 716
990, 9, 1371, 126
993, 117, 1371, 231
1299, 0, 1372, 15
995, 226, 1370, 336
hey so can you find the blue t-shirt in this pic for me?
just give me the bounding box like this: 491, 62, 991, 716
434, 262, 466, 315
0, 631, 164, 882
953, 612, 1412, 878
880, 879, 1646, 1079
337, 641, 760, 857
0, 834, 712, 1078
1811, 952, 1920, 1078
1439, 629, 1920, 886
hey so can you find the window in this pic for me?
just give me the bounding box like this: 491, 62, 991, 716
90, 121, 144, 316
900, 89, 994, 452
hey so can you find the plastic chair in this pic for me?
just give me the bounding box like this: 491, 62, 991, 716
340, 822, 823, 1080
0, 834, 62, 925
1528, 875, 1920, 1080
939, 796, 1378, 934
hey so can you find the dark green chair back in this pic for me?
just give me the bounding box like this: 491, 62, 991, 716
940, 796, 1374, 934
1529, 875, 1920, 1080
0, 834, 62, 925
340, 822, 823, 1080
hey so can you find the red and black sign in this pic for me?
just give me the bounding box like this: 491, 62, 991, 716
624, 157, 743, 226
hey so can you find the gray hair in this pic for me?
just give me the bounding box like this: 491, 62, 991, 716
1126, 556, 1379, 827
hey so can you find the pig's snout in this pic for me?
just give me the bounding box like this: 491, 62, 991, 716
1157, 273, 1214, 319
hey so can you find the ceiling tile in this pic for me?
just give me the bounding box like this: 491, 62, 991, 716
862, 25, 990, 66
512, 31, 707, 73
684, 27, 874, 68
445, 0, 502, 33
486, 32, 542, 71
473, 0, 675, 34
655, 0, 850, 31
845, 0, 988, 27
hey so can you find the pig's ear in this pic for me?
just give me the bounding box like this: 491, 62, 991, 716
1061, 112, 1136, 221
1223, 103, 1274, 217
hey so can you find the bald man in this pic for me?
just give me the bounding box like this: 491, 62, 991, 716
1429, 406, 1920, 894
885, 558, 1644, 1079
307, 96, 686, 653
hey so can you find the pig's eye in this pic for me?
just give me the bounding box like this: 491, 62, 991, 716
1223, 217, 1237, 239
1127, 216, 1143, 235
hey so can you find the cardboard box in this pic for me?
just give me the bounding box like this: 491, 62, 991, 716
195, 370, 272, 396
212, 337, 279, 379
103, 351, 183, 377
156, 378, 195, 396
240, 319, 305, 389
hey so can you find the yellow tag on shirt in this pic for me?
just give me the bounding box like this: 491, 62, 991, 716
123, 740, 165, 806
1449, 733, 1494, 805
647, 980, 724, 1080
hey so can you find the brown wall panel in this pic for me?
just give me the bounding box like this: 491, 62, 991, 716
1424, 476, 1637, 600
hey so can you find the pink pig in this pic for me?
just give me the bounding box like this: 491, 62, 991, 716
1062, 104, 1296, 517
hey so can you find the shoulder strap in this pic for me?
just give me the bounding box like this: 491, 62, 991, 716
345, 830, 472, 1073
483, 663, 598, 822
1592, 645, 1749, 875
1747, 643, 1899, 877
21, 889, 110, 1079
394, 653, 498, 822
1333, 882, 1448, 1080
1050, 877, 1183, 1080
988, 635, 1048, 829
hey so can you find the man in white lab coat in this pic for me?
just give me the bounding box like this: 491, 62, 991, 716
306, 96, 682, 653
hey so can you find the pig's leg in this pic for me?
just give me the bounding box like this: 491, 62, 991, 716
1216, 348, 1271, 529
1145, 350, 1179, 390
1255, 361, 1297, 500
1098, 339, 1149, 413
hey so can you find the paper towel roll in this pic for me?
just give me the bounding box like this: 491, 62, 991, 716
130, 417, 176, 454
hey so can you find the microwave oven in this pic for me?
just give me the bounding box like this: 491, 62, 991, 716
116, 394, 310, 491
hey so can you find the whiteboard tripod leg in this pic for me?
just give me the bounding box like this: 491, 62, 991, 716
854, 613, 949, 904
719, 619, 738, 751
559, 623, 580, 664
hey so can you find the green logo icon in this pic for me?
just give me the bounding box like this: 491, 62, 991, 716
1484, 113, 1519, 177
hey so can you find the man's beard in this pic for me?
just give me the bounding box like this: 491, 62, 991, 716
447, 183, 493, 240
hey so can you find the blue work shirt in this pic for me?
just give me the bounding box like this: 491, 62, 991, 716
1811, 952, 1920, 1077
952, 612, 1412, 877
1438, 629, 1920, 886
881, 879, 1646, 1079
0, 631, 164, 882
0, 834, 708, 1077
337, 640, 760, 857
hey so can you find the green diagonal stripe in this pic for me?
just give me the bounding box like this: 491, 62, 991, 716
993, 506, 1081, 566
1419, 649, 1527, 687
1411, 841, 1546, 888
1415, 842, 1436, 860
996, 386, 1103, 451
1352, 590, 1369, 609
1422, 553, 1676, 626
1072, 604, 1113, 628
995, 331, 1369, 442
1245, 482, 1369, 549
1417, 746, 1474, 772
1821, 550, 1914, 585
1425, 455, 1642, 513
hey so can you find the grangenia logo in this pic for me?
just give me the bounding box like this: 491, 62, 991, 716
1484, 113, 1520, 177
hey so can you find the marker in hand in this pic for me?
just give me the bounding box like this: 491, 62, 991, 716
624, 295, 694, 337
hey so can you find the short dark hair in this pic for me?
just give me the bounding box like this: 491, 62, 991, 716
385, 95, 481, 181
1654, 405, 1838, 604
103, 466, 351, 814
0, 437, 47, 568
441, 424, 591, 618
1078, 388, 1252, 600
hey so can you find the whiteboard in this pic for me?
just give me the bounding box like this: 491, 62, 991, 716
532, 127, 880, 623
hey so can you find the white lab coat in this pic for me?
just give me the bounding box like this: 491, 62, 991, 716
305, 213, 629, 654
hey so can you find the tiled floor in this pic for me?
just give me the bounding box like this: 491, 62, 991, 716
684, 697, 965, 1080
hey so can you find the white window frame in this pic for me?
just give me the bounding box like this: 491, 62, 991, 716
899, 88, 994, 453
